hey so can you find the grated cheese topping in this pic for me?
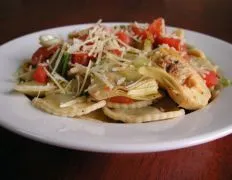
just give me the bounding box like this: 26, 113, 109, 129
43, 67, 65, 93
52, 44, 66, 74
79, 61, 92, 94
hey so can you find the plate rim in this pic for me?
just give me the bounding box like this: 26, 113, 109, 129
1, 116, 232, 153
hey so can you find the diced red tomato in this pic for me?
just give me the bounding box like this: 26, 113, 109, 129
116, 31, 132, 45
109, 96, 134, 104
71, 53, 92, 66
203, 71, 218, 88
131, 25, 142, 35
131, 25, 147, 40
146, 31, 156, 42
156, 37, 182, 51
148, 17, 165, 37
31, 46, 59, 65
32, 65, 48, 84
110, 49, 122, 56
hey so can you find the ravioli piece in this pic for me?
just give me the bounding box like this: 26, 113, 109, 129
106, 100, 152, 109
81, 109, 111, 122
103, 106, 185, 123
14, 81, 56, 96
32, 94, 106, 117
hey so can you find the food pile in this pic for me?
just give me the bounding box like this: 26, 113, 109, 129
14, 18, 231, 123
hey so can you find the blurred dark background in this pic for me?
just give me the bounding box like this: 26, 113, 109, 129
1, 0, 232, 44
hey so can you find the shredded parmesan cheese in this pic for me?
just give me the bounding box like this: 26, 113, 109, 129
117, 38, 141, 53
64, 80, 73, 91
60, 96, 86, 108
92, 70, 114, 89
53, 72, 68, 82
52, 44, 66, 74
106, 52, 131, 63
43, 67, 65, 93
49, 48, 60, 68
79, 61, 92, 94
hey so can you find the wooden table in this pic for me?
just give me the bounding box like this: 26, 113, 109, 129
1, 0, 232, 179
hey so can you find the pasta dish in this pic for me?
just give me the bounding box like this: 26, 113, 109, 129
14, 18, 231, 123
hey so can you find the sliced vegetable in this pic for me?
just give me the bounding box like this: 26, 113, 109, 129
133, 56, 150, 68
143, 39, 153, 52
203, 71, 218, 88
32, 65, 48, 84
119, 69, 142, 81
123, 51, 138, 60
127, 79, 159, 98
116, 31, 131, 45
31, 46, 59, 65
109, 96, 134, 104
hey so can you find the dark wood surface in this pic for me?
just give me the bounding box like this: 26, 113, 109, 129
1, 0, 232, 179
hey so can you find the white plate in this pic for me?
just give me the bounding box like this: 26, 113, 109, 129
0, 23, 232, 153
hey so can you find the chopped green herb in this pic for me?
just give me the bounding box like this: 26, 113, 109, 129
61, 53, 70, 77
57, 52, 70, 77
